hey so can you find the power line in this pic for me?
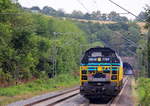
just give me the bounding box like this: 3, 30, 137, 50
108, 0, 148, 22
92, 0, 99, 12
114, 31, 138, 47
118, 13, 129, 15
76, 0, 90, 13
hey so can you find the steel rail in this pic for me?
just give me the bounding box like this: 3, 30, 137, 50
88, 76, 129, 106
25, 87, 79, 106
104, 76, 129, 106
110, 76, 129, 106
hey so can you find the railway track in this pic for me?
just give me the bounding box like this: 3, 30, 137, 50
89, 76, 129, 106
110, 76, 129, 106
23, 76, 129, 106
109, 76, 129, 106
25, 87, 80, 106
55, 76, 129, 106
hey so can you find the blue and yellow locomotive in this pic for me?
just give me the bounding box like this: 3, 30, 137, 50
80, 47, 123, 99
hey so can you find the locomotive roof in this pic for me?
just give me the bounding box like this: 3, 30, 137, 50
85, 46, 116, 53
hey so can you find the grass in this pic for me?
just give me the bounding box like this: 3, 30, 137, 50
0, 73, 79, 105
134, 78, 150, 106
131, 78, 140, 106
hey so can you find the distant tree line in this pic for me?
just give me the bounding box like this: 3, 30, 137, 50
24, 6, 128, 22
74, 21, 141, 57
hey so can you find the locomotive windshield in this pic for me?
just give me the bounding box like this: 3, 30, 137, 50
91, 52, 102, 57
91, 51, 116, 57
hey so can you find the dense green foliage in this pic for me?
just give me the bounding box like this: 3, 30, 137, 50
0, 73, 78, 97
74, 21, 141, 56
0, 73, 79, 105
0, 0, 89, 86
133, 6, 150, 106
136, 6, 150, 77
137, 78, 150, 105
146, 6, 150, 77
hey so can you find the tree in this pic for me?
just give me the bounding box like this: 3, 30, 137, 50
83, 13, 91, 20
56, 9, 65, 17
108, 11, 119, 21
101, 13, 107, 20
91, 11, 101, 20
30, 6, 40, 11
71, 10, 84, 19
42, 6, 56, 16
145, 5, 150, 77
0, 0, 89, 85
137, 12, 147, 21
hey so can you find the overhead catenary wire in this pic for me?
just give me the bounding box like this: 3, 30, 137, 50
92, 0, 99, 12
105, 0, 149, 71
114, 31, 138, 47
108, 0, 149, 23
76, 0, 90, 13
88, 0, 146, 55
90, 0, 146, 49
87, 0, 146, 72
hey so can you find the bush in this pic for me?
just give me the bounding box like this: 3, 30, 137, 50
0, 73, 79, 97
0, 69, 13, 87
137, 78, 150, 105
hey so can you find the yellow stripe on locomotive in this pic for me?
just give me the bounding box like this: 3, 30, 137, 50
80, 64, 123, 86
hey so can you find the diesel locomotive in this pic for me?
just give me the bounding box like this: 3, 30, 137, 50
80, 47, 123, 99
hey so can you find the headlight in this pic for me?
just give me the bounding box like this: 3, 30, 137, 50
111, 75, 117, 80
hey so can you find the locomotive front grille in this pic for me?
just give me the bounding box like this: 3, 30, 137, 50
88, 81, 110, 86
103, 70, 110, 73
112, 71, 117, 74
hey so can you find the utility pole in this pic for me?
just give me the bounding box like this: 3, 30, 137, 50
52, 32, 58, 77
148, 27, 150, 77
52, 32, 81, 77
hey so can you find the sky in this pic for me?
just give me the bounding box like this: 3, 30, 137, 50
18, 0, 150, 20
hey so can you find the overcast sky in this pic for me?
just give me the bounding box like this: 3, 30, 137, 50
18, 0, 150, 19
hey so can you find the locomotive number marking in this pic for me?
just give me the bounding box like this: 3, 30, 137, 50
91, 78, 107, 81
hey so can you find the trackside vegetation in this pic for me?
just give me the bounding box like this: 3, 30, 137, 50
0, 0, 87, 87
0, 1, 87, 104
134, 78, 150, 106
0, 73, 79, 105
134, 6, 150, 106
0, 1, 98, 104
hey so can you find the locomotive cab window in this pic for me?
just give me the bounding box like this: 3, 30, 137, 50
91, 52, 102, 57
